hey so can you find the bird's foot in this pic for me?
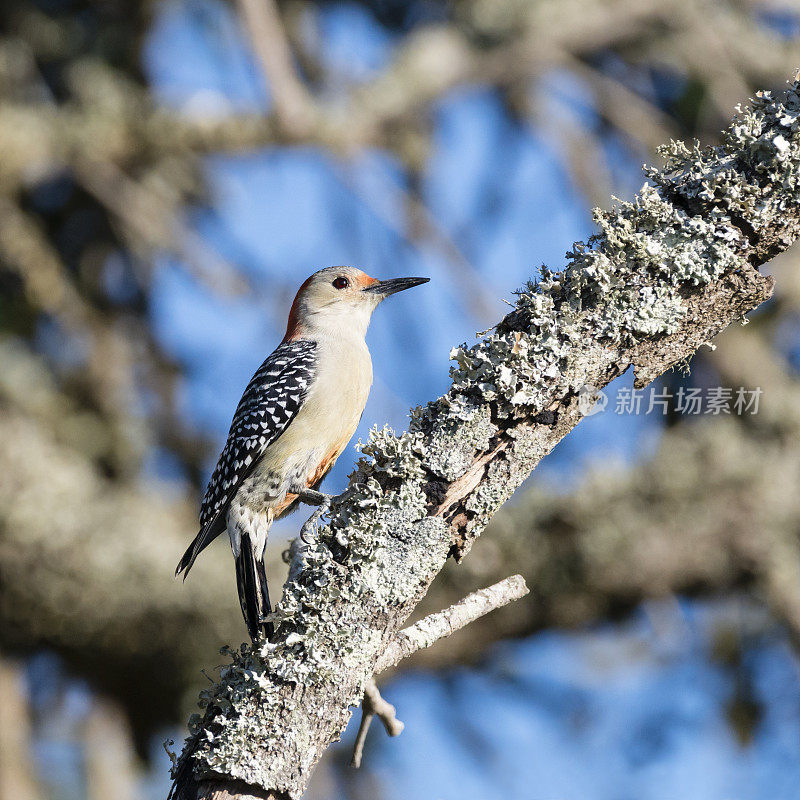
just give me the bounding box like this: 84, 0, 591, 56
290, 485, 334, 546
290, 486, 333, 507
299, 502, 330, 546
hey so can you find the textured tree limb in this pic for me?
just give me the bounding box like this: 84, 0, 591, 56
171, 80, 800, 800
375, 575, 529, 674
407, 247, 800, 669
414, 327, 800, 665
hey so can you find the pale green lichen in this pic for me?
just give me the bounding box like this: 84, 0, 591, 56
445, 80, 800, 424
465, 427, 545, 523
448, 179, 746, 420
652, 86, 800, 234
413, 399, 497, 480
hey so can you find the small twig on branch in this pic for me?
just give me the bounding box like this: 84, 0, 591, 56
349, 710, 373, 771
350, 681, 404, 769
351, 577, 527, 768
376, 575, 529, 674
366, 682, 405, 738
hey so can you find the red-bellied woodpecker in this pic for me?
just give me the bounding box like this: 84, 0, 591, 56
176, 266, 429, 641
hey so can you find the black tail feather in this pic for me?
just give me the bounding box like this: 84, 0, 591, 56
175, 519, 223, 579
235, 533, 273, 642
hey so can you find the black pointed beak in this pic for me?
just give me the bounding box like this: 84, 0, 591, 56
362, 276, 430, 297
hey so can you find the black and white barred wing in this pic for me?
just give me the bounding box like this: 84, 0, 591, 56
175, 339, 317, 577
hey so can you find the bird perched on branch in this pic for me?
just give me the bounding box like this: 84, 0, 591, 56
176, 267, 429, 641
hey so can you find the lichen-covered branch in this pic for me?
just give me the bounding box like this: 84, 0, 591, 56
411, 279, 800, 666
171, 82, 800, 800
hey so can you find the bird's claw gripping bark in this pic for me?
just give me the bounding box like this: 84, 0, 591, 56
290, 486, 333, 546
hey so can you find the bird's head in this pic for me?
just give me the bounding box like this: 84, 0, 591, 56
284, 266, 429, 341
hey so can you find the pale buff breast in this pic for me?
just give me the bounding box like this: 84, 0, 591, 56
242, 333, 373, 512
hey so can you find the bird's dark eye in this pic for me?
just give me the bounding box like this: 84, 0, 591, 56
332, 276, 349, 290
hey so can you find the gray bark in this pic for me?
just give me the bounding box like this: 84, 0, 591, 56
171, 81, 800, 799
417, 300, 800, 663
